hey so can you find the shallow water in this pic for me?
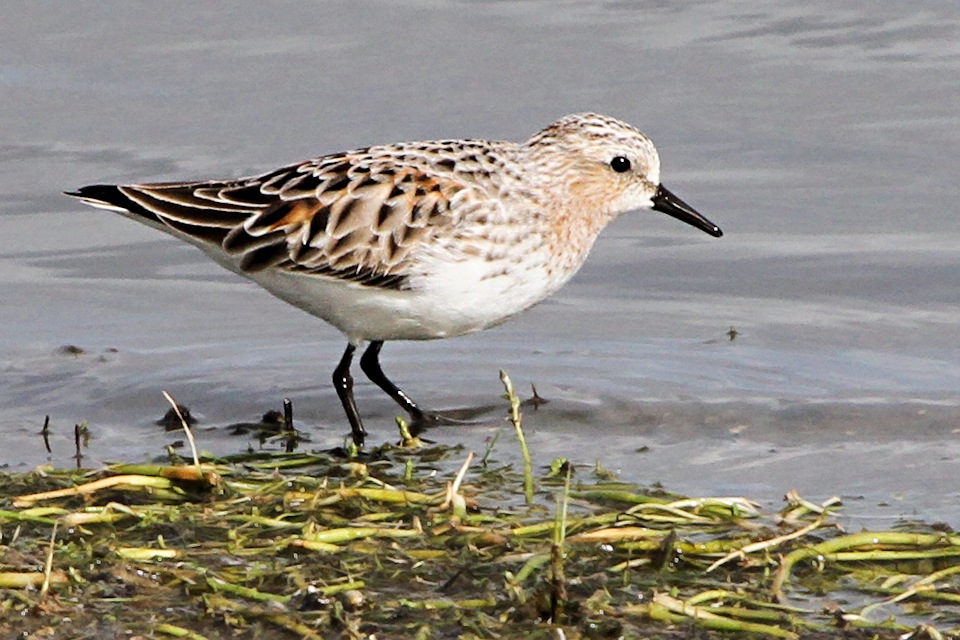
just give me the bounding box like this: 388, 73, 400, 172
2, 2, 959, 524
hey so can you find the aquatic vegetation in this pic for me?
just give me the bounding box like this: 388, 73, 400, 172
2, 376, 959, 639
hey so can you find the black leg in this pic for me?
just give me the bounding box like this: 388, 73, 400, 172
359, 340, 425, 423
333, 344, 366, 447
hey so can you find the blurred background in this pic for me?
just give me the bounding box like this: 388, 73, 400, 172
1, 1, 958, 523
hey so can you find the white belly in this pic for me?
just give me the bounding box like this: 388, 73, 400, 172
245, 250, 564, 344
185, 215, 594, 345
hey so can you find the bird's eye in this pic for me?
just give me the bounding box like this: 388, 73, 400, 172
610, 156, 631, 173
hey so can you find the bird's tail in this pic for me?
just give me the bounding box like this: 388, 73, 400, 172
64, 184, 163, 225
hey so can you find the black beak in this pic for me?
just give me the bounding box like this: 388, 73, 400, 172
651, 185, 723, 238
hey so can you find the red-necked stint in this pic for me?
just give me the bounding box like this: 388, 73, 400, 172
67, 113, 723, 447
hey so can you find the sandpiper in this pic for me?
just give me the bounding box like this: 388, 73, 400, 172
67, 113, 722, 447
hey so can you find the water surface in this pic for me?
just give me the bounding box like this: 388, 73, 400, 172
2, 1, 959, 525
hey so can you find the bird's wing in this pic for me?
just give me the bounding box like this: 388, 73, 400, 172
70, 149, 487, 290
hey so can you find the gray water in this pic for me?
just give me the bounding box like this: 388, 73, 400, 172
2, 2, 959, 524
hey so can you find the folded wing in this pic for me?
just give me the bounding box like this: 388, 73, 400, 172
68, 151, 474, 290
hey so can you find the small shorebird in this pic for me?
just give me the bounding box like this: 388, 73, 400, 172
67, 113, 722, 447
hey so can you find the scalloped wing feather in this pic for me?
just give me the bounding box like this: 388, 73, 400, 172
108, 151, 484, 289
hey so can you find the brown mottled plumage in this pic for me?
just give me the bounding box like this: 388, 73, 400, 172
67, 113, 722, 447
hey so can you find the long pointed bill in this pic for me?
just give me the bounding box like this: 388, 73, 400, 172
651, 184, 723, 238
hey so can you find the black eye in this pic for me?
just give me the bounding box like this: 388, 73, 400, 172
610, 156, 631, 173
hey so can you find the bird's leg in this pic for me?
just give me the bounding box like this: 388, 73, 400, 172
359, 341, 425, 424
333, 343, 366, 447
